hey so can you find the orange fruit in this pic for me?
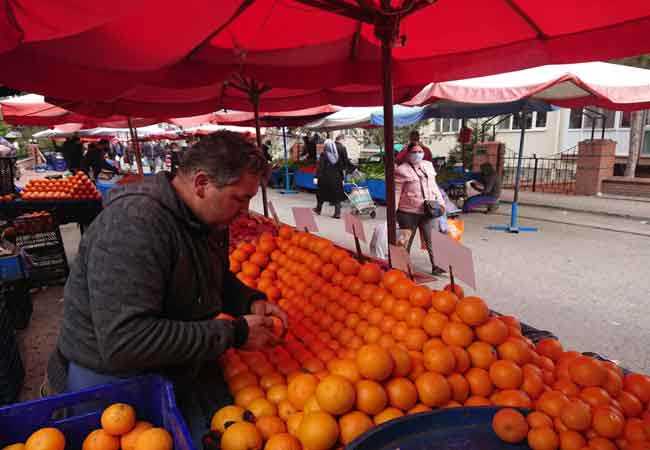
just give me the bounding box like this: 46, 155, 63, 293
527, 411, 553, 429
121, 422, 153, 450
82, 429, 119, 450
405, 307, 427, 328
382, 269, 407, 290
492, 408, 529, 444
592, 406, 625, 439
422, 312, 449, 337
210, 405, 250, 433
624, 418, 648, 443
235, 386, 265, 408
559, 399, 592, 431
489, 360, 523, 389
465, 396, 492, 406
553, 378, 581, 397
559, 430, 587, 450
264, 433, 301, 450
447, 374, 470, 403
315, 375, 355, 415
256, 416, 287, 440
409, 286, 432, 308
359, 263, 382, 284
624, 374, 650, 404
260, 373, 285, 391
618, 391, 644, 418
327, 359, 361, 384
101, 403, 136, 436
475, 317, 509, 345
303, 395, 322, 414
423, 346, 456, 375
356, 345, 394, 381
580, 386, 612, 408
339, 411, 373, 445
297, 412, 339, 450
455, 297, 489, 326
229, 371, 259, 393
286, 412, 304, 438
356, 380, 388, 415
497, 339, 533, 365
466, 368, 494, 397
467, 341, 497, 369
25, 428, 65, 450
431, 291, 459, 314
450, 346, 471, 373
568, 356, 607, 387
288, 373, 318, 409
409, 404, 433, 414
588, 437, 618, 450
535, 338, 564, 362
444, 283, 465, 298
527, 426, 559, 450
404, 328, 428, 351
492, 389, 532, 409
415, 372, 451, 407
386, 377, 418, 411
278, 400, 298, 421
248, 398, 278, 419
441, 322, 474, 348
220, 422, 262, 450
391, 279, 415, 300
133, 428, 172, 450
537, 390, 570, 418
603, 369, 623, 397
373, 407, 404, 425
388, 345, 412, 377
521, 374, 545, 400
267, 384, 289, 404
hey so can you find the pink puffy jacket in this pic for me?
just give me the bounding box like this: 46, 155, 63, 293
394, 160, 444, 214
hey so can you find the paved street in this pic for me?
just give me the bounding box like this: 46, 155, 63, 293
251, 188, 650, 373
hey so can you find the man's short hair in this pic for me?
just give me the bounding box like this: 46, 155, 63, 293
335, 134, 345, 142
178, 131, 269, 188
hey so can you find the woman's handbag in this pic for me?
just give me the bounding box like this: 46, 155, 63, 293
409, 163, 444, 219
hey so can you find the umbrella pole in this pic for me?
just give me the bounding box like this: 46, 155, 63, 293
127, 117, 144, 176
379, 23, 397, 246
487, 111, 537, 233
252, 90, 270, 217
281, 126, 297, 195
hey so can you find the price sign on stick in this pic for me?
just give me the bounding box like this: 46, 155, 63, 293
292, 207, 319, 232
343, 213, 367, 242
389, 245, 411, 273
268, 201, 280, 226
428, 231, 477, 289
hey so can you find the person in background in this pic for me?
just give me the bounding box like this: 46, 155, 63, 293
463, 162, 501, 213
395, 130, 433, 164
395, 142, 447, 275
313, 138, 352, 219
62, 135, 84, 173
83, 140, 119, 180
28, 140, 44, 169
261, 140, 273, 162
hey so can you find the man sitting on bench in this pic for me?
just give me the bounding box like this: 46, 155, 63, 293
463, 163, 501, 213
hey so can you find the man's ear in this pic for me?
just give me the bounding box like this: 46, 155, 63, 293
194, 171, 210, 198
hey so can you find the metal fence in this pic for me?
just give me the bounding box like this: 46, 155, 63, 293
501, 149, 578, 195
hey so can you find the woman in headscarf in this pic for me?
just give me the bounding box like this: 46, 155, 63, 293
313, 137, 352, 219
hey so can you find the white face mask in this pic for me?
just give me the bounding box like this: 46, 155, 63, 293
409, 152, 424, 163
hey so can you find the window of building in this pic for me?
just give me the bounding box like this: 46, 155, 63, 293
620, 111, 631, 128
569, 108, 584, 129
496, 115, 512, 130
512, 112, 534, 130
433, 119, 441, 133
583, 108, 616, 129
535, 111, 547, 128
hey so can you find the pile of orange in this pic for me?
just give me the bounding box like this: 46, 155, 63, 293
2, 403, 173, 450
219, 224, 650, 450
20, 172, 101, 201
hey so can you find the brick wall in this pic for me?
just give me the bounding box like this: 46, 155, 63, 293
601, 177, 650, 198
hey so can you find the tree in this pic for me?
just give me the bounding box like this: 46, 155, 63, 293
364, 121, 429, 151
615, 55, 650, 178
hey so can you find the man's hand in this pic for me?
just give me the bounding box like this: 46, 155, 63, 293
251, 300, 289, 336
240, 315, 283, 351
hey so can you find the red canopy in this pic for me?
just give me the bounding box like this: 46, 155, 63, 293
1, 0, 648, 113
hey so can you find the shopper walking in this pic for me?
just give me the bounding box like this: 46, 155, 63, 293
395, 142, 447, 275
313, 137, 352, 219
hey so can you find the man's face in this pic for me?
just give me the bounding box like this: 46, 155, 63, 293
192, 171, 261, 229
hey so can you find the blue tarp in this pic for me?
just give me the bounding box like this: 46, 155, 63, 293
369, 99, 556, 127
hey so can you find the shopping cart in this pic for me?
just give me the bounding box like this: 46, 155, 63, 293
345, 183, 377, 218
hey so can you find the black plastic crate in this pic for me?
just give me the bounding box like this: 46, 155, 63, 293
0, 300, 24, 406
0, 279, 32, 330
0, 157, 16, 196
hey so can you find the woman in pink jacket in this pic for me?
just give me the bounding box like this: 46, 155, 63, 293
394, 142, 446, 275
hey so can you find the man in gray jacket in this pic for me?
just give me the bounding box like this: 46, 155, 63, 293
47, 131, 285, 441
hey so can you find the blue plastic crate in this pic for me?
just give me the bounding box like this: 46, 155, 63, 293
294, 171, 317, 190
366, 179, 386, 202
0, 375, 195, 450
0, 256, 24, 281
346, 407, 531, 450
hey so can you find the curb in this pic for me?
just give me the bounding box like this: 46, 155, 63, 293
499, 199, 650, 222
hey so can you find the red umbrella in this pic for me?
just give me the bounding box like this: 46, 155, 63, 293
2, 0, 650, 242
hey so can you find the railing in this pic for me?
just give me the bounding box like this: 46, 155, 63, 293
501, 147, 579, 195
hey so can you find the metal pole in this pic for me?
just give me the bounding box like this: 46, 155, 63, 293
511, 111, 527, 230
252, 91, 269, 217
127, 117, 144, 176
601, 117, 605, 140
283, 127, 290, 191
532, 154, 538, 192
380, 22, 397, 246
